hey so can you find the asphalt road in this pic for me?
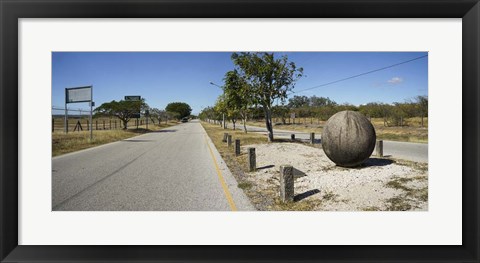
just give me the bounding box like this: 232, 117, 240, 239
52, 120, 255, 211
222, 122, 428, 163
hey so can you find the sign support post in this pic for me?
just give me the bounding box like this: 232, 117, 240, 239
64, 89, 68, 133
90, 87, 93, 141
64, 85, 93, 140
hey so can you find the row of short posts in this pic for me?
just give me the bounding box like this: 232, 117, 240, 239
223, 132, 255, 171
376, 140, 384, 157
222, 132, 294, 203
290, 133, 315, 144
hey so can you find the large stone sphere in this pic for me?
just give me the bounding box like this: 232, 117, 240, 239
321, 111, 376, 167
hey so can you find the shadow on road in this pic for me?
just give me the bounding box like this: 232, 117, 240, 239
122, 140, 156, 143
152, 129, 177, 133
294, 189, 320, 202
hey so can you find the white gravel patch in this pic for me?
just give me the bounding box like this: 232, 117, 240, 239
242, 143, 428, 211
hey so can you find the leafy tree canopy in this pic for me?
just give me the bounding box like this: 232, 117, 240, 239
94, 99, 148, 129
165, 102, 192, 119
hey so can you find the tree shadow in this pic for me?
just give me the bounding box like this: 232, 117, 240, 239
294, 189, 320, 202
121, 139, 155, 143
152, 129, 177, 133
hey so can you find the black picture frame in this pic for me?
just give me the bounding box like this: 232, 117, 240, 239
1, 0, 478, 262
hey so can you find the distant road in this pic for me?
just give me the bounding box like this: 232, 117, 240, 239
52, 120, 255, 211
223, 123, 428, 163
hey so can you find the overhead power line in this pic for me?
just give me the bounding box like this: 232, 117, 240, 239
289, 54, 428, 95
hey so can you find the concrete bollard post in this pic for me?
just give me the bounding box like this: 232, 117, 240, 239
279, 165, 294, 202
235, 139, 241, 156
310, 132, 315, 144
248, 148, 256, 172
227, 135, 232, 147
376, 140, 384, 157
291, 134, 295, 141
223, 133, 228, 142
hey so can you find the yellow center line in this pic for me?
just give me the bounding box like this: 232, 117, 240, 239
204, 135, 238, 211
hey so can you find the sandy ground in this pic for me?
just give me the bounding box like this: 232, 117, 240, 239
242, 143, 428, 211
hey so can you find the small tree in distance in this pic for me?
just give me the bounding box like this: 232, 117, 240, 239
165, 102, 192, 119
94, 99, 148, 129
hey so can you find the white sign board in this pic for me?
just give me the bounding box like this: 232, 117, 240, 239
66, 86, 92, 103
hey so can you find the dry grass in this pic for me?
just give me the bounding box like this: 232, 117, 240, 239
52, 121, 178, 156
247, 117, 428, 143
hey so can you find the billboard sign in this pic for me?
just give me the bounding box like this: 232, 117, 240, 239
125, 95, 141, 118
125, 96, 141, 101
66, 86, 92, 103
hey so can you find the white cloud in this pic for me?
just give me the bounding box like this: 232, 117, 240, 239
387, 77, 403, 84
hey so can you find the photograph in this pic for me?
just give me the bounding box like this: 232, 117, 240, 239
52, 51, 428, 211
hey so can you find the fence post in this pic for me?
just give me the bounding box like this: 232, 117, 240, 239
52, 118, 54, 132
279, 165, 294, 202
227, 135, 232, 147
109, 120, 111, 130
310, 133, 315, 144
115, 120, 117, 129
103, 120, 105, 130
291, 134, 295, 141
248, 148, 256, 172
86, 120, 89, 131
223, 133, 228, 142
376, 140, 384, 157
96, 120, 98, 130
235, 139, 241, 156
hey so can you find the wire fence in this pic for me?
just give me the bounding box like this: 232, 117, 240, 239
52, 107, 158, 133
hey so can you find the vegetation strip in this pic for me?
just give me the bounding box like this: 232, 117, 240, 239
52, 122, 177, 157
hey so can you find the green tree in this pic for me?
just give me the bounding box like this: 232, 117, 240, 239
223, 70, 253, 132
288, 95, 309, 108
232, 52, 303, 141
94, 99, 148, 129
149, 108, 169, 124
309, 96, 337, 107
213, 95, 228, 129
415, 95, 428, 127
165, 102, 192, 119
272, 105, 290, 124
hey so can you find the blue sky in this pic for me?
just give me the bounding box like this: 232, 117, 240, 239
52, 52, 427, 115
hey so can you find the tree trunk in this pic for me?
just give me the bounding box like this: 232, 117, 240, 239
264, 108, 274, 142
122, 119, 128, 129
233, 119, 236, 130
243, 117, 248, 133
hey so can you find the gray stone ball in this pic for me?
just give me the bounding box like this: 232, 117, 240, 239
321, 111, 376, 167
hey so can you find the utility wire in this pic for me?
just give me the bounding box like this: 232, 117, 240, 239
289, 54, 428, 95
